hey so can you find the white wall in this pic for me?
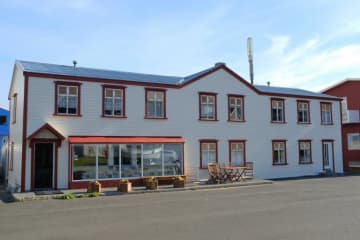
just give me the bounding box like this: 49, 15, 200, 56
25, 69, 343, 189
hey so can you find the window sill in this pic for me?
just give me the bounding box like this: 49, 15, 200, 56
144, 117, 168, 120
272, 163, 288, 166
299, 162, 313, 165
321, 123, 334, 125
227, 120, 246, 123
198, 119, 219, 122
53, 113, 82, 117
297, 122, 311, 125
101, 115, 127, 119
271, 121, 287, 124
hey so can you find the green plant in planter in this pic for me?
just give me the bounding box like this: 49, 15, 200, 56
145, 177, 158, 190
174, 176, 185, 188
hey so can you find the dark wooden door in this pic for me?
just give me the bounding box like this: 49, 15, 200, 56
35, 143, 53, 189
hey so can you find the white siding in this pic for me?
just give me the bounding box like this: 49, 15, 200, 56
23, 69, 343, 189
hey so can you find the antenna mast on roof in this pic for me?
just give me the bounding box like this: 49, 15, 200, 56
247, 37, 254, 85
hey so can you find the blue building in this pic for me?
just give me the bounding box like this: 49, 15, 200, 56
0, 107, 9, 182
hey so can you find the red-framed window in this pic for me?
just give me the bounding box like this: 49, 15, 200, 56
145, 88, 167, 119
320, 102, 333, 125
228, 94, 245, 122
54, 81, 81, 116
229, 140, 246, 166
102, 85, 126, 118
200, 139, 218, 169
297, 100, 310, 124
272, 140, 287, 165
298, 140, 312, 164
199, 92, 217, 121
271, 98, 285, 123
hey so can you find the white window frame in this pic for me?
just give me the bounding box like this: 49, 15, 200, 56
271, 99, 284, 123
297, 101, 310, 123
348, 133, 360, 150
57, 85, 79, 115
273, 141, 286, 165
299, 141, 312, 164
200, 94, 216, 120
104, 88, 124, 117
200, 141, 217, 168
321, 103, 332, 124
229, 96, 244, 121
146, 90, 165, 118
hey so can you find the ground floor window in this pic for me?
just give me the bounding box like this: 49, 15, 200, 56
200, 140, 218, 168
299, 140, 312, 164
72, 143, 183, 181
272, 140, 287, 165
229, 141, 245, 166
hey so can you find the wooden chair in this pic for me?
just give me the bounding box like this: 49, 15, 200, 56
207, 163, 223, 184
244, 162, 254, 179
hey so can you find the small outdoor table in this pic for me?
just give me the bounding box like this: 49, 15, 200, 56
222, 166, 247, 182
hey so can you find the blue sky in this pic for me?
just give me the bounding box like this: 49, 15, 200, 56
1, 0, 360, 109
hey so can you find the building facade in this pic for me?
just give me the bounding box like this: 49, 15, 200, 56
8, 60, 343, 192
323, 79, 360, 171
0, 107, 9, 182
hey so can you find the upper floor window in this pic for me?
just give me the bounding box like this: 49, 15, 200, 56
297, 100, 310, 124
271, 98, 285, 123
320, 102, 333, 125
228, 95, 244, 122
200, 140, 218, 169
199, 92, 217, 121
12, 93, 17, 124
103, 86, 126, 117
0, 115, 6, 125
272, 140, 287, 165
299, 140, 312, 164
55, 82, 81, 116
347, 133, 360, 150
145, 88, 166, 119
229, 140, 245, 166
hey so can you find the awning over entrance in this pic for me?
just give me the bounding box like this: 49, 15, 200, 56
68, 136, 185, 144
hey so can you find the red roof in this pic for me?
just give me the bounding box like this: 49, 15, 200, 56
68, 136, 185, 144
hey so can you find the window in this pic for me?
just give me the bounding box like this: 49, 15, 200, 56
102, 86, 126, 117
12, 93, 17, 124
199, 92, 217, 121
72, 143, 183, 180
297, 100, 310, 124
55, 82, 81, 116
0, 115, 6, 125
145, 88, 166, 119
320, 102, 333, 125
348, 133, 360, 150
229, 141, 245, 166
299, 140, 312, 164
9, 142, 14, 171
200, 140, 218, 168
271, 98, 285, 123
272, 140, 287, 165
228, 95, 244, 122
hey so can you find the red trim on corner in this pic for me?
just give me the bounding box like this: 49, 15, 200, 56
272, 140, 288, 165
144, 88, 167, 119
54, 81, 82, 117
101, 84, 127, 118
199, 139, 218, 169
227, 94, 245, 122
198, 92, 218, 121
21, 74, 28, 192
228, 140, 247, 166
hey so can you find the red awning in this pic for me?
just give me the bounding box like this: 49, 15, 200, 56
68, 136, 185, 144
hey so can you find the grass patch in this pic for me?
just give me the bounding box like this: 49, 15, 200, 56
53, 193, 76, 200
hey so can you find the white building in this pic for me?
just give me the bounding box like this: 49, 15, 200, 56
7, 60, 343, 192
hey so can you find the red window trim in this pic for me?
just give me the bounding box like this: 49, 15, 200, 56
320, 102, 333, 125
12, 93, 17, 124
144, 88, 167, 120
296, 100, 311, 124
270, 98, 286, 124
101, 85, 127, 118
272, 140, 288, 165
199, 139, 218, 169
228, 139, 246, 166
227, 94, 245, 122
298, 140, 313, 164
54, 81, 82, 117
198, 92, 218, 121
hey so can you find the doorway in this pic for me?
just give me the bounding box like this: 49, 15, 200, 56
322, 141, 334, 172
34, 143, 54, 189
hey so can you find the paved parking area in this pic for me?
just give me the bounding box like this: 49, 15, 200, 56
1, 176, 360, 240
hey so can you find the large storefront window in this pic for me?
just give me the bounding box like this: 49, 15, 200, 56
72, 143, 183, 181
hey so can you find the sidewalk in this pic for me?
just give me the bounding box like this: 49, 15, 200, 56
11, 179, 272, 202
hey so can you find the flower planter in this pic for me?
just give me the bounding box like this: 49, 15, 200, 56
118, 181, 132, 192
144, 177, 158, 190
87, 181, 102, 193
173, 176, 185, 188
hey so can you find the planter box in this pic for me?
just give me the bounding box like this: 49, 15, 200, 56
118, 182, 132, 192
87, 182, 102, 193
143, 177, 158, 190
173, 179, 185, 188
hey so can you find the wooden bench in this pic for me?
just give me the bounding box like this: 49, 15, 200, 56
208, 163, 225, 184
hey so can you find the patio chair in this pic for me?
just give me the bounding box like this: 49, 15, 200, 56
244, 162, 254, 179
207, 163, 224, 184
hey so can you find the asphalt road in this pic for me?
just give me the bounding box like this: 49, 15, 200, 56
1, 176, 360, 240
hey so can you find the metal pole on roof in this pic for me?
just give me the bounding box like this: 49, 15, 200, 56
247, 37, 254, 85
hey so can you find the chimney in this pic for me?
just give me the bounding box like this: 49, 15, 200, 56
214, 62, 226, 67
247, 37, 254, 85
267, 81, 270, 87
72, 60, 77, 69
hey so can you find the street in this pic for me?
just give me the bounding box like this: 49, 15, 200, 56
1, 176, 360, 240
